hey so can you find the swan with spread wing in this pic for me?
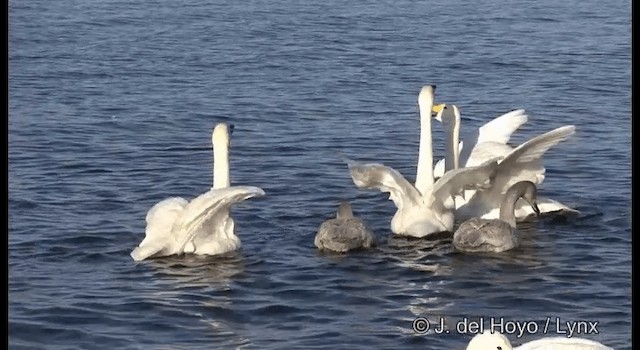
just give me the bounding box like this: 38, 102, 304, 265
435, 104, 579, 220
433, 106, 529, 178
131, 123, 265, 261
348, 85, 500, 238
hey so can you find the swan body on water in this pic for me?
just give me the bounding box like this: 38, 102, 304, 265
435, 104, 578, 221
314, 201, 375, 252
131, 123, 265, 261
453, 181, 540, 253
466, 331, 613, 350
349, 85, 501, 238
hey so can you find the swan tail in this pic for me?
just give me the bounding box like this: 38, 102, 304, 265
131, 242, 165, 262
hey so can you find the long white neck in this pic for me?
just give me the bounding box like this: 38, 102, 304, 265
443, 112, 460, 172
212, 126, 230, 189
415, 87, 435, 195
451, 106, 461, 170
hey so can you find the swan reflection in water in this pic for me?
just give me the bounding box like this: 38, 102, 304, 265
140, 253, 253, 347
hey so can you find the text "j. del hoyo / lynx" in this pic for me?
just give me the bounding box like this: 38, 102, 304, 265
450, 317, 599, 338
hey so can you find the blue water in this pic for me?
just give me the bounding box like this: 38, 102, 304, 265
9, 0, 631, 349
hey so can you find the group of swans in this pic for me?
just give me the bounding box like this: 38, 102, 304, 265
347, 86, 504, 239
129, 89, 607, 349
346, 85, 578, 253
131, 84, 579, 259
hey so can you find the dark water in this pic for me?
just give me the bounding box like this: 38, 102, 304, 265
9, 0, 631, 349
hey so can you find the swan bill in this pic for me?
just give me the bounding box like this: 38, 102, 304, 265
432, 103, 446, 114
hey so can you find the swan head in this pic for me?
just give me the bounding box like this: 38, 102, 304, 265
511, 180, 540, 217
434, 104, 460, 123
466, 332, 513, 350
212, 123, 233, 147
418, 85, 438, 112
432, 103, 446, 119
418, 85, 447, 117
336, 201, 354, 219
523, 182, 540, 216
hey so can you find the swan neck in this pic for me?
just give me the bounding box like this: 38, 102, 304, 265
452, 112, 460, 169
499, 189, 521, 228
415, 100, 434, 195
213, 138, 230, 189
337, 202, 353, 219
444, 114, 460, 172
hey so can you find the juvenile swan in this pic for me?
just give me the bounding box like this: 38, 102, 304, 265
453, 181, 540, 253
466, 331, 613, 350
314, 202, 376, 252
131, 123, 265, 261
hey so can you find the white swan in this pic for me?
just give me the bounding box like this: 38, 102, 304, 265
131, 123, 265, 261
434, 105, 537, 203
466, 331, 613, 350
314, 201, 376, 252
435, 104, 579, 220
348, 85, 501, 238
433, 106, 529, 178
453, 181, 540, 253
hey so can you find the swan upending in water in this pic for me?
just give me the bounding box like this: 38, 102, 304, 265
314, 201, 376, 252
466, 331, 613, 350
348, 85, 502, 238
434, 104, 579, 221
453, 181, 540, 253
130, 123, 265, 261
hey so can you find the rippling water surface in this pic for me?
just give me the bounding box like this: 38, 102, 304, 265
9, 0, 631, 349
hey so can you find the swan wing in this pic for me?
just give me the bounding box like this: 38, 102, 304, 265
131, 187, 264, 262
348, 162, 422, 207
502, 125, 575, 166
458, 109, 527, 168
145, 197, 189, 224
477, 109, 528, 144
172, 186, 266, 252
453, 219, 492, 249
143, 197, 189, 241
489, 125, 576, 195
315, 219, 374, 251
453, 218, 515, 252
431, 160, 500, 207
